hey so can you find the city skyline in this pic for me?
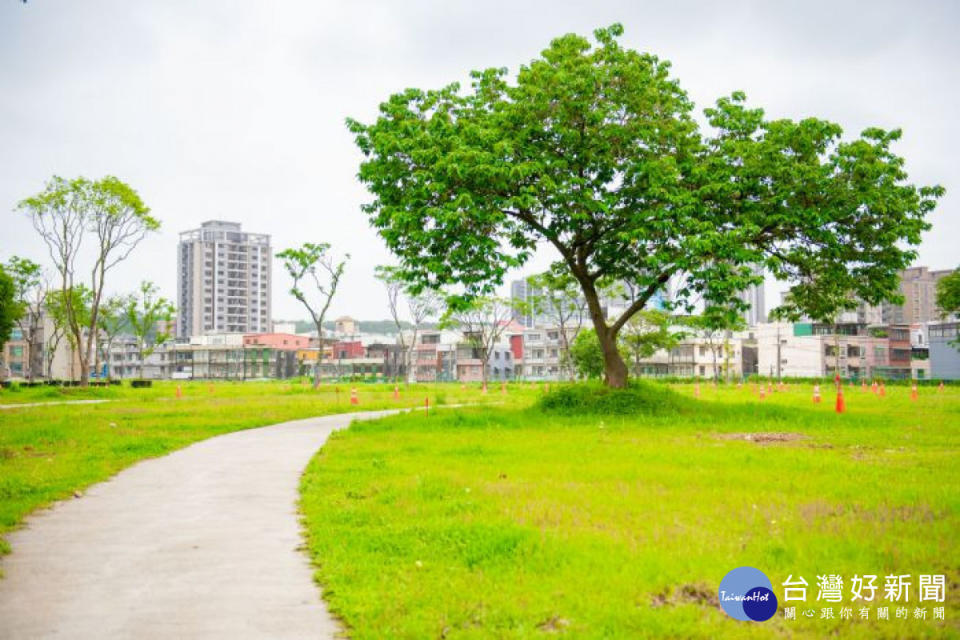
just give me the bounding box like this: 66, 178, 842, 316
1, 1, 958, 322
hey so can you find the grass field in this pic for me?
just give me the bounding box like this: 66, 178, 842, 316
0, 379, 525, 558
299, 381, 960, 639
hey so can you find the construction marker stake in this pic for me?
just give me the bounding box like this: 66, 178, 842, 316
424, 396, 429, 416
812, 384, 821, 404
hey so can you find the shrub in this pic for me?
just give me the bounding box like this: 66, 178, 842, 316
538, 380, 684, 415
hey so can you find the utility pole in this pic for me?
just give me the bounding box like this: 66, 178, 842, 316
775, 325, 780, 381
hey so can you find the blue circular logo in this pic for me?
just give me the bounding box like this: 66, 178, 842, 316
718, 567, 778, 621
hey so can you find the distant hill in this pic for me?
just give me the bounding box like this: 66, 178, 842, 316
279, 319, 438, 335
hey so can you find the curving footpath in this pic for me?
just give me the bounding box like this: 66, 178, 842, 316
0, 410, 401, 639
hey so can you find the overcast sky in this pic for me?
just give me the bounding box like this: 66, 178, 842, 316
1, 1, 957, 322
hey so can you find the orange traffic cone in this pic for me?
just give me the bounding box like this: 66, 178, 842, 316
176, 385, 182, 399
759, 386, 766, 400
350, 387, 358, 405
813, 384, 821, 404
394, 385, 399, 401
836, 387, 846, 413
871, 381, 878, 394
879, 383, 886, 397
501, 382, 507, 395
910, 383, 918, 402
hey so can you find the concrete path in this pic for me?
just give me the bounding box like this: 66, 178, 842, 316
0, 410, 400, 639
0, 399, 110, 410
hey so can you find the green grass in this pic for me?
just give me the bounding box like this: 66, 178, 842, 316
0, 379, 528, 558
300, 381, 960, 638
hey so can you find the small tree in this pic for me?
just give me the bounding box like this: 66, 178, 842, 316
937, 267, 960, 319
97, 293, 134, 379
442, 296, 514, 387
3, 256, 46, 380
524, 269, 588, 380
376, 265, 440, 383
620, 309, 681, 378
935, 267, 960, 350
569, 329, 605, 380
45, 285, 92, 380
0, 265, 21, 376
125, 282, 174, 379
277, 243, 349, 387
18, 176, 158, 386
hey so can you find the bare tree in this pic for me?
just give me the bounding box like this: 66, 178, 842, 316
18, 176, 158, 385
525, 270, 588, 380
443, 296, 515, 387
277, 243, 348, 387
376, 265, 440, 383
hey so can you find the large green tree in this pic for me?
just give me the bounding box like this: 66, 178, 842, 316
348, 24, 942, 387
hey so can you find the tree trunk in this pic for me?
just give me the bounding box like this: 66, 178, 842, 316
579, 276, 629, 388
596, 325, 628, 388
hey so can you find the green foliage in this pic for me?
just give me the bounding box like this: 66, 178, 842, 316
45, 285, 92, 349
0, 265, 20, 356
936, 267, 960, 317
348, 24, 942, 385
620, 309, 681, 364
568, 329, 605, 380
538, 380, 683, 415
125, 281, 175, 377
17, 175, 158, 384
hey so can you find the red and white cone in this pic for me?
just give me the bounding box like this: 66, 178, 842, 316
910, 383, 918, 402
393, 385, 399, 401
879, 383, 886, 397
759, 386, 766, 400
871, 381, 878, 394
350, 387, 359, 405
813, 384, 821, 404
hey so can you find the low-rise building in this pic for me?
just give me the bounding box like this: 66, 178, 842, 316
929, 322, 960, 380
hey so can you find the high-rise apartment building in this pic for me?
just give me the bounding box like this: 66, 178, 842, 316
510, 279, 544, 328
177, 221, 271, 337
738, 266, 766, 327
894, 266, 952, 323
